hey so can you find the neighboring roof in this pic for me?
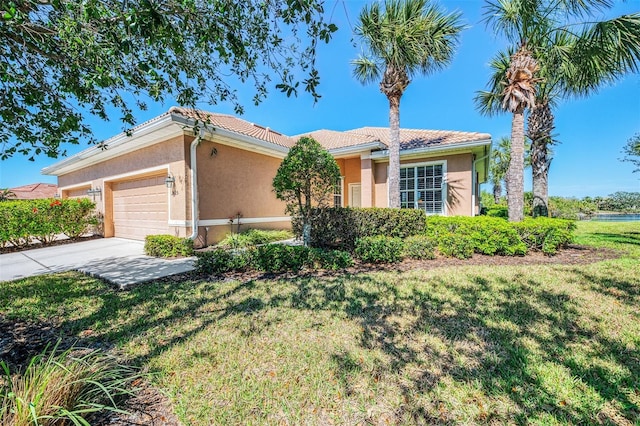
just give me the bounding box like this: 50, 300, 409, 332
347, 127, 492, 151
10, 183, 58, 199
171, 107, 296, 148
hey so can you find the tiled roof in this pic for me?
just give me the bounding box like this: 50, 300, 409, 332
170, 107, 296, 148
292, 129, 380, 150
10, 183, 58, 199
347, 127, 492, 151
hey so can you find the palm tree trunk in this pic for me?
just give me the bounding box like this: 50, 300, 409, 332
388, 95, 401, 208
528, 103, 554, 217
508, 108, 525, 222
531, 158, 549, 216
493, 182, 502, 204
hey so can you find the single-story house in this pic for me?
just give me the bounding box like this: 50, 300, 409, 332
42, 107, 491, 246
9, 183, 58, 200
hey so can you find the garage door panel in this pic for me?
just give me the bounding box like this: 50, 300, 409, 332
112, 175, 168, 240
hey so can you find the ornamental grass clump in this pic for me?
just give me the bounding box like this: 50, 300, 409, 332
0, 342, 139, 426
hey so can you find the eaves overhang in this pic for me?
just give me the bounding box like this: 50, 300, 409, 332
327, 142, 387, 158
369, 138, 492, 161
42, 110, 291, 176
170, 114, 289, 159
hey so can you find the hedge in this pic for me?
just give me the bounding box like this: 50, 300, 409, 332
195, 245, 354, 274
144, 235, 194, 258
425, 216, 527, 256
0, 198, 97, 248
302, 207, 427, 250
512, 217, 575, 255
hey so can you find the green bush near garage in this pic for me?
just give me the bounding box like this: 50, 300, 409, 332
144, 235, 194, 258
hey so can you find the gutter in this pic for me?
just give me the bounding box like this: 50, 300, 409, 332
327, 142, 387, 157
369, 138, 492, 160
188, 130, 204, 240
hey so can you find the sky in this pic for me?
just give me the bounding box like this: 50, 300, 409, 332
1, 0, 639, 198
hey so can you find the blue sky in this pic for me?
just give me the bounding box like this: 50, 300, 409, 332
1, 0, 639, 197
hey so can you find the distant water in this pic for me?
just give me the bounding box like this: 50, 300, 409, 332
592, 213, 640, 222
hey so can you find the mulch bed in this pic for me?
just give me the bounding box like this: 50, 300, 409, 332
196, 243, 622, 283
0, 243, 621, 425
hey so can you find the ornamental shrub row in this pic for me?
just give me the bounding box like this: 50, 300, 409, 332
307, 207, 573, 257
0, 198, 97, 248
144, 235, 194, 258
301, 207, 427, 250
195, 245, 354, 275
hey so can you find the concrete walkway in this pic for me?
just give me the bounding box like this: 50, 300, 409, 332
0, 238, 195, 289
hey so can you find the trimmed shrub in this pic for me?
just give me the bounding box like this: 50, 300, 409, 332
0, 198, 97, 248
253, 244, 310, 273
217, 229, 293, 249
483, 205, 508, 218
307, 207, 427, 250
196, 248, 252, 274
355, 236, 404, 264
60, 198, 98, 239
308, 248, 354, 270
512, 217, 576, 255
144, 235, 194, 258
403, 235, 436, 260
425, 216, 527, 256
436, 232, 474, 259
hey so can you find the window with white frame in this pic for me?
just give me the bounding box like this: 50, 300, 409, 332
333, 177, 344, 207
400, 163, 445, 214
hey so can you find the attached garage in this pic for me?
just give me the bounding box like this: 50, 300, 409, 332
112, 175, 168, 240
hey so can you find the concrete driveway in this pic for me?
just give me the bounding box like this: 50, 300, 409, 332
1, 238, 195, 288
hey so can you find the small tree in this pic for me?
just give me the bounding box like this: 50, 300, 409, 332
273, 137, 340, 246
621, 133, 640, 173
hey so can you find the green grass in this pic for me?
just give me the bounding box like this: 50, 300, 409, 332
1, 221, 639, 424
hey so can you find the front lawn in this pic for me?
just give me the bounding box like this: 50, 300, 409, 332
1, 221, 638, 424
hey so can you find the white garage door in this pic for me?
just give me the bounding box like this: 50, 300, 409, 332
112, 175, 168, 240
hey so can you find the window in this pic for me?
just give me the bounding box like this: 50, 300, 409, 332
333, 177, 344, 207
400, 163, 445, 214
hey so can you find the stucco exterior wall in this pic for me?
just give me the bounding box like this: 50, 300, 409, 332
58, 135, 189, 237
372, 152, 474, 216
336, 157, 362, 207
194, 138, 290, 245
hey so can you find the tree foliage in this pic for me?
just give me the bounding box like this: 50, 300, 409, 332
0, 0, 337, 160
273, 137, 340, 243
476, 0, 640, 220
621, 133, 640, 173
352, 0, 464, 208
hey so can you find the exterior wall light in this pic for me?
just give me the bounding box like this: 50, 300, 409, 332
165, 175, 175, 188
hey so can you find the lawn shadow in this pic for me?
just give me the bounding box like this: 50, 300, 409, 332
3, 263, 638, 424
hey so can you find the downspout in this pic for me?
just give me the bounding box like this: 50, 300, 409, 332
189, 130, 204, 240
471, 149, 490, 216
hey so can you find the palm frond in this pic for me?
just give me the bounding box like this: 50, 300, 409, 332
564, 13, 640, 96
352, 0, 464, 85
474, 49, 510, 117
351, 56, 382, 85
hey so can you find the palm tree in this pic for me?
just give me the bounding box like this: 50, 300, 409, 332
489, 136, 532, 204
478, 0, 640, 219
352, 0, 464, 208
0, 188, 16, 201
